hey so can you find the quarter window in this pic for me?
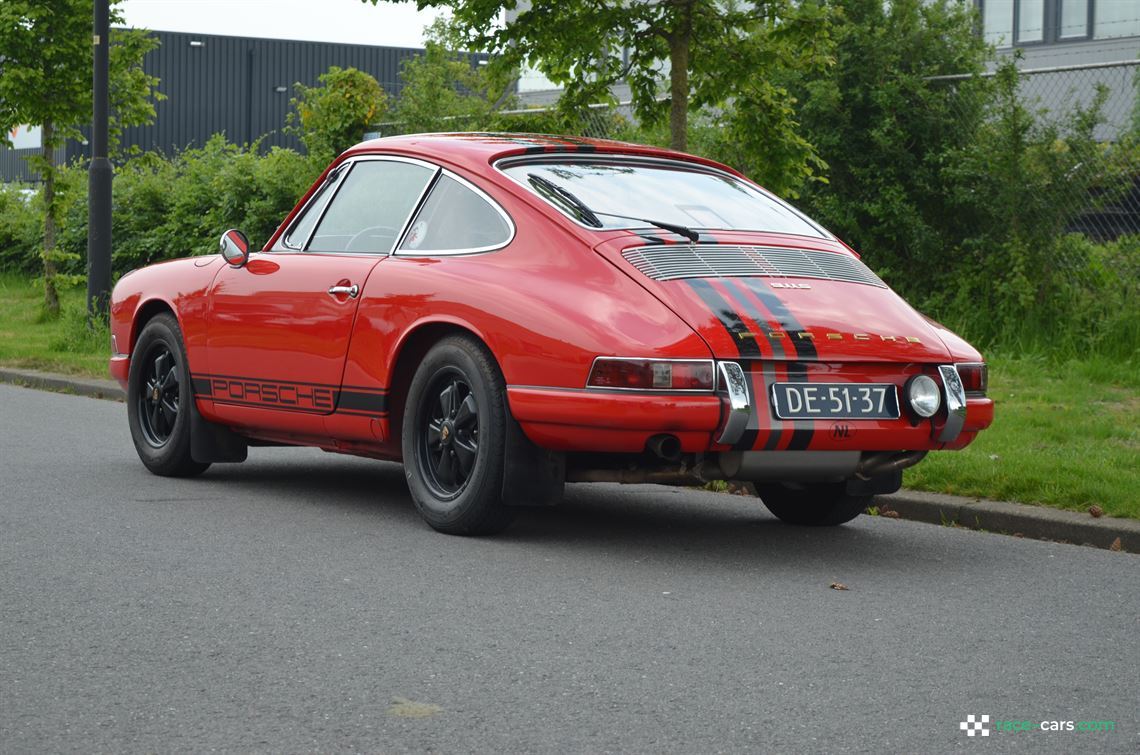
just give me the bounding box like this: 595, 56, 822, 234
398, 175, 512, 253
278, 166, 346, 250
307, 160, 435, 254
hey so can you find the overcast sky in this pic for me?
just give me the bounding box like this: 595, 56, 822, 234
118, 0, 449, 48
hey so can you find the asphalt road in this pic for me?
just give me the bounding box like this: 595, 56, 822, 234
1, 384, 1137, 754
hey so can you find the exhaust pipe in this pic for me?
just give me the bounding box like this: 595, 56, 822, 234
646, 434, 682, 462
856, 451, 927, 479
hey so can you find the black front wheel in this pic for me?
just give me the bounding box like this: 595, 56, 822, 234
755, 482, 870, 526
126, 314, 210, 478
402, 336, 514, 535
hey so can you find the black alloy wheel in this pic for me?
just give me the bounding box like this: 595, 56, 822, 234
417, 370, 480, 498
137, 342, 181, 448
126, 313, 210, 478
402, 336, 514, 535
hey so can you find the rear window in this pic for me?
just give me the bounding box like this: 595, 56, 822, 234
501, 159, 827, 238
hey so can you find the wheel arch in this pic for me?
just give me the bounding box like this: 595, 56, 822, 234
386, 319, 497, 446
130, 298, 178, 354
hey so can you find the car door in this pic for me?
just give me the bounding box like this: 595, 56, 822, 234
204, 156, 437, 424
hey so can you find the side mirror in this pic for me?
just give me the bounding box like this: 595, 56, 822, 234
219, 229, 250, 267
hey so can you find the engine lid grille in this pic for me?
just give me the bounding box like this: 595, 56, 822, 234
622, 244, 887, 288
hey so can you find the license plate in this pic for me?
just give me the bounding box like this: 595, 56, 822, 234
770, 382, 900, 420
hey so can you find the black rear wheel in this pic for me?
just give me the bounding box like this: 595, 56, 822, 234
127, 314, 210, 478
755, 482, 870, 526
402, 336, 514, 535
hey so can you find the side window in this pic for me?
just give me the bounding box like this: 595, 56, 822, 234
398, 174, 512, 254
308, 160, 435, 254
276, 166, 346, 251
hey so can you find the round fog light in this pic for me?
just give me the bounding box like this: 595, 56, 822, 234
906, 375, 941, 418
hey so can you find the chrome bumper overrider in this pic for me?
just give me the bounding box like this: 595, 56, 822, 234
937, 364, 967, 443
716, 361, 751, 445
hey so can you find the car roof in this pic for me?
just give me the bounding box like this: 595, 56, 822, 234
341, 132, 744, 178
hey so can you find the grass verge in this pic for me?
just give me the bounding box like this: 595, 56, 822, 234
905, 354, 1139, 520
0, 274, 110, 376
2, 274, 1137, 518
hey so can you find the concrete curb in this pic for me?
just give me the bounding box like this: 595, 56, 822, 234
0, 367, 125, 402
2, 367, 1135, 554
877, 491, 1139, 554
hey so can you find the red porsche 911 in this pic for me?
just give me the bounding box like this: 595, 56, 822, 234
109, 133, 993, 535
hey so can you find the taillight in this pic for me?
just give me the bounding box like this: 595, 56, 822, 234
587, 358, 716, 391
956, 363, 988, 395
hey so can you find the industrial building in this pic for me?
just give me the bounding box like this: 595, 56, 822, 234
1, 29, 450, 183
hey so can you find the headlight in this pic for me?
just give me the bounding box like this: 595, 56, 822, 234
906, 374, 942, 418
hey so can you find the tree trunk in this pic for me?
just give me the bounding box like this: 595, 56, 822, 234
668, 1, 694, 152
41, 120, 60, 316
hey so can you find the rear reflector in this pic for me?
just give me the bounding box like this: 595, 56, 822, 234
587, 358, 716, 391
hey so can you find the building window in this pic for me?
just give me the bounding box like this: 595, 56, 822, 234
1095, 0, 1140, 40
1017, 0, 1046, 43
1059, 0, 1091, 39
983, 0, 1015, 46
977, 0, 1140, 46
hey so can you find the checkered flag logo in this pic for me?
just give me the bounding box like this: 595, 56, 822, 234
960, 714, 991, 737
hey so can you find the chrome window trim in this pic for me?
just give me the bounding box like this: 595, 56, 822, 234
493, 153, 833, 241
392, 168, 517, 257
583, 356, 717, 393
275, 163, 351, 252
269, 155, 440, 257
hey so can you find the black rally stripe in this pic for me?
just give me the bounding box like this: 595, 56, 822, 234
738, 280, 817, 450
336, 389, 388, 414
685, 280, 763, 358
739, 279, 818, 360
761, 362, 783, 451
783, 362, 814, 451
192, 375, 213, 397
685, 280, 760, 449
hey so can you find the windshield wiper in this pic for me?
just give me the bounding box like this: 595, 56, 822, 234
590, 210, 699, 243
527, 173, 602, 227
526, 173, 699, 242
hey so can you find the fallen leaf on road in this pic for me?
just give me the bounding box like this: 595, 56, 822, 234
388, 697, 443, 718
829, 582, 849, 591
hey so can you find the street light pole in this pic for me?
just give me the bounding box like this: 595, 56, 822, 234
87, 0, 112, 320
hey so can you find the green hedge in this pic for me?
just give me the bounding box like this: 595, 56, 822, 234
26, 135, 321, 278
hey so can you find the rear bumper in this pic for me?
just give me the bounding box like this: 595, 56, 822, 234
507, 386, 721, 452
507, 360, 995, 455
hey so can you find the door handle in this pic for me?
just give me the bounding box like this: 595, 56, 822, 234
327, 284, 359, 299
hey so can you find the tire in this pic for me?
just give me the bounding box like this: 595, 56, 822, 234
755, 482, 870, 527
126, 313, 210, 478
401, 336, 515, 535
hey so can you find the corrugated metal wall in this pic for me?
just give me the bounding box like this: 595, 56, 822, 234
3, 29, 465, 181
0, 145, 71, 184
117, 30, 428, 155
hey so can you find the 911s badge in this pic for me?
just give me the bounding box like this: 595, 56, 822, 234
769, 281, 812, 289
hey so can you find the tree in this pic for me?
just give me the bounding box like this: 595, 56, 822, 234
364, 0, 833, 153
0, 0, 160, 314
287, 66, 388, 164
389, 20, 515, 135
789, 0, 991, 297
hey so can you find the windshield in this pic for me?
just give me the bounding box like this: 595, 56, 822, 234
501, 159, 828, 238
